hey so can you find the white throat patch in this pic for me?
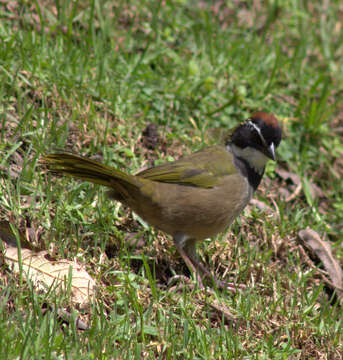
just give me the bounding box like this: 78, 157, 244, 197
229, 144, 269, 174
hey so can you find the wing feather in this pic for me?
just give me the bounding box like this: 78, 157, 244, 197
137, 146, 237, 188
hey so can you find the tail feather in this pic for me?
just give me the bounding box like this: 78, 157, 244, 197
41, 152, 138, 189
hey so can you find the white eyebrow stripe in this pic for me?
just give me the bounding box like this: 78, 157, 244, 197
247, 120, 267, 146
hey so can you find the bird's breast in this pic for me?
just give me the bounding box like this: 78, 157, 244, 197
126, 173, 253, 241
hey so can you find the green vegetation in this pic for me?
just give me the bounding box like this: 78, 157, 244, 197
1, 1, 343, 358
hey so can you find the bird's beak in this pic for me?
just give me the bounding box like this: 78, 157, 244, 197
265, 142, 276, 161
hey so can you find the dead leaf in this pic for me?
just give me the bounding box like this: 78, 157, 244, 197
0, 221, 96, 308
3, 246, 95, 307
298, 228, 343, 300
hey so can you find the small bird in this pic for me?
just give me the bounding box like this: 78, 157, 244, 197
42, 112, 282, 291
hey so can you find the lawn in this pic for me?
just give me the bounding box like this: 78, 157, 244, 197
1, 1, 343, 359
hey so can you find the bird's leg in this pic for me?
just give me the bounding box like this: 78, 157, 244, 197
173, 234, 204, 288
185, 244, 246, 292
173, 233, 245, 292
192, 255, 246, 292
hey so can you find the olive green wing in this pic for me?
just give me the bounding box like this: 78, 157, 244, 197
137, 145, 238, 188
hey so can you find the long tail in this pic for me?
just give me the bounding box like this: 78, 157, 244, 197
41, 152, 138, 190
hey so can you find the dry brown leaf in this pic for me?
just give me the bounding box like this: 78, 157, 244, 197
2, 245, 95, 307
0, 220, 96, 307
298, 228, 343, 299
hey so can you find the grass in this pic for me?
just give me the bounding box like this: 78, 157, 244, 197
1, 0, 343, 358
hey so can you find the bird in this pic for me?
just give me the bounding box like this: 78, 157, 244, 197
42, 112, 282, 291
